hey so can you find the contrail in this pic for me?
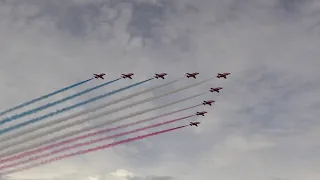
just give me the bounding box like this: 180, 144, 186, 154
0, 78, 210, 156
0, 78, 121, 125
0, 78, 93, 117
1, 125, 189, 175
0, 115, 195, 170
0, 104, 201, 163
0, 77, 183, 143
0, 78, 154, 136
0, 90, 207, 158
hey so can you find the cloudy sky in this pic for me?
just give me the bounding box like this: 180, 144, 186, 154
0, 0, 320, 180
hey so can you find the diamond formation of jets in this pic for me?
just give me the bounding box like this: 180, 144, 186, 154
93, 73, 106, 79
121, 73, 134, 79
186, 72, 199, 79
154, 73, 167, 79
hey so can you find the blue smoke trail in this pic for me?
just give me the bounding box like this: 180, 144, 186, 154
0, 78, 93, 117
0, 78, 121, 126
0, 78, 154, 136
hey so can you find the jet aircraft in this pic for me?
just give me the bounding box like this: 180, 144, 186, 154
210, 87, 223, 93
196, 111, 207, 116
94, 73, 106, 79
186, 72, 199, 79
203, 100, 215, 106
122, 73, 134, 79
190, 122, 201, 127
217, 72, 231, 79
154, 73, 167, 79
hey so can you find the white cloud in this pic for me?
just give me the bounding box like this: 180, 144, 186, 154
110, 169, 134, 179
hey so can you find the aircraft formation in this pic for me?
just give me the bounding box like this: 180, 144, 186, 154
0, 71, 231, 176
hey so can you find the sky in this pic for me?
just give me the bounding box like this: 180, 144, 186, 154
0, 0, 320, 180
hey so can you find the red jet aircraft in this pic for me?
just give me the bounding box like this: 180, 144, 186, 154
94, 73, 106, 79
203, 100, 215, 106
154, 73, 167, 79
217, 72, 231, 79
122, 73, 134, 79
210, 87, 223, 93
186, 72, 199, 79
196, 111, 207, 116
190, 122, 201, 127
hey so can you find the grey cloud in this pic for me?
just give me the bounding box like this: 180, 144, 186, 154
0, 0, 196, 57
276, 0, 308, 13
129, 1, 167, 38
127, 1, 174, 43
1, 0, 176, 40
1, 0, 111, 36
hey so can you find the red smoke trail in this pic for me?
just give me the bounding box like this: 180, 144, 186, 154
0, 115, 195, 170
2, 125, 188, 175
0, 104, 201, 164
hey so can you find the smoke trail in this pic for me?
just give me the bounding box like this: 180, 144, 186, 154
2, 125, 188, 175
0, 79, 209, 156
0, 78, 93, 117
0, 104, 201, 163
0, 91, 206, 158
0, 78, 154, 136
0, 115, 195, 170
0, 78, 121, 125
0, 77, 183, 143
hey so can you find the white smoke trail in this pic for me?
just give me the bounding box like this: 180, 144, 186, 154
0, 92, 205, 159
0, 78, 182, 144
0, 104, 202, 164
0, 78, 212, 157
